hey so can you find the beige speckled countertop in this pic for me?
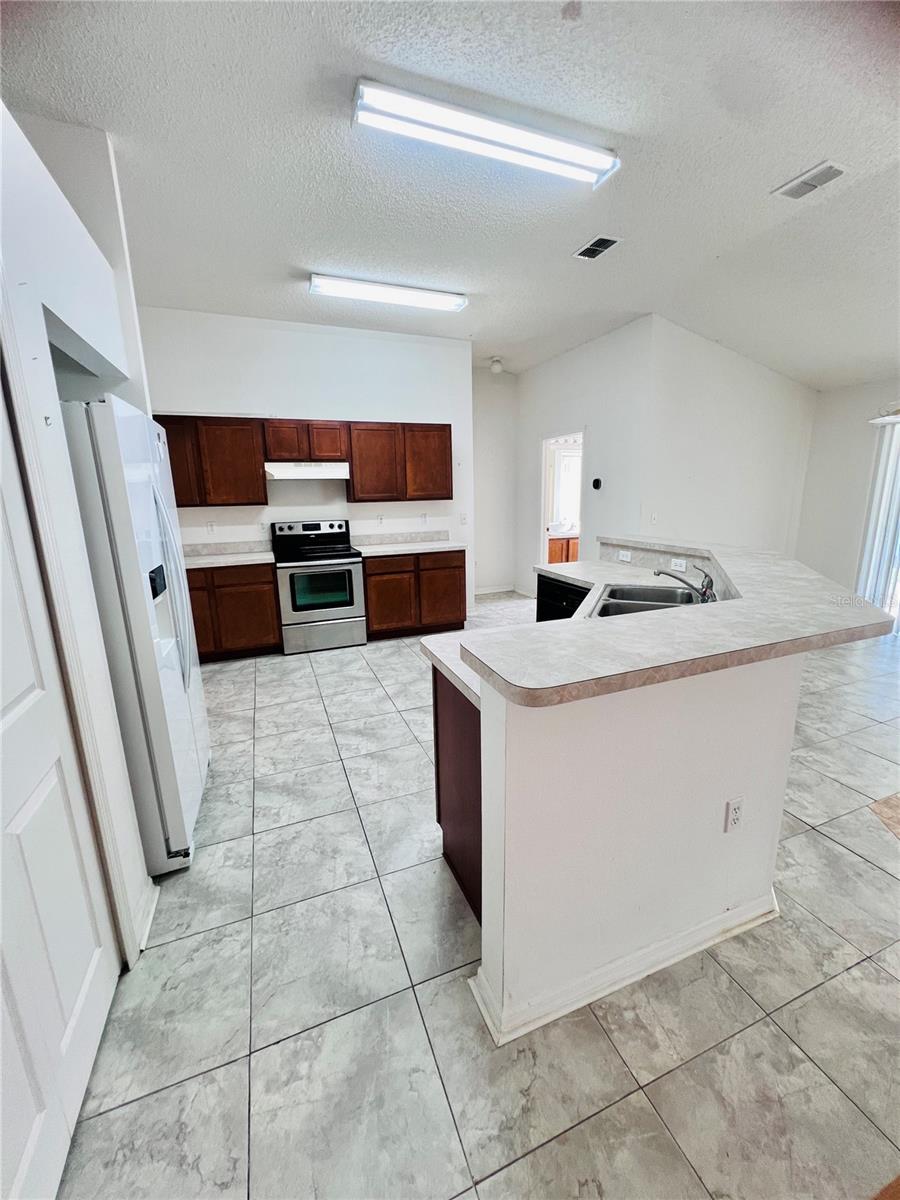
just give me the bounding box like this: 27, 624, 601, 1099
182, 543, 467, 568
359, 543, 467, 558
423, 537, 893, 709
184, 550, 275, 569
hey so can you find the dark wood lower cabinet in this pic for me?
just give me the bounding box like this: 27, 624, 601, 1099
365, 569, 419, 634
188, 565, 281, 660
187, 581, 216, 657
364, 551, 466, 638
433, 668, 481, 921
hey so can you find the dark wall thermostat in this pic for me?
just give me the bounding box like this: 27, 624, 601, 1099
592, 478, 602, 490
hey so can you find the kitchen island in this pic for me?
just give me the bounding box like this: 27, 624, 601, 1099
422, 537, 893, 1045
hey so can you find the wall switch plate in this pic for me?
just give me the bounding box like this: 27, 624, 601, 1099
459, 512, 468, 525
724, 798, 744, 832
650, 511, 659, 525
205, 522, 215, 534
671, 557, 687, 571
617, 549, 632, 563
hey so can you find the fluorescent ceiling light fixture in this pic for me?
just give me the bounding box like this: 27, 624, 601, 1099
309, 273, 467, 312
354, 80, 620, 188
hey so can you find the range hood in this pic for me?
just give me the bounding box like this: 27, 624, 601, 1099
265, 461, 350, 481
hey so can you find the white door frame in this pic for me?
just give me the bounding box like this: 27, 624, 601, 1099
2, 106, 157, 966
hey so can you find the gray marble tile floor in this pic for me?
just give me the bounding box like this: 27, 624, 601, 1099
66, 623, 900, 1198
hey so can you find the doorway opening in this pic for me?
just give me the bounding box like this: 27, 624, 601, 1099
541, 433, 583, 564
858, 416, 899, 632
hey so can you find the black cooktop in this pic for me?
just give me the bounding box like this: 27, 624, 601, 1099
271, 519, 361, 565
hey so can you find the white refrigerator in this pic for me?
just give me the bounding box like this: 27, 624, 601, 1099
64, 394, 209, 876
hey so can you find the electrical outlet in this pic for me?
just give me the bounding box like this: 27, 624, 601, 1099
420, 512, 428, 526
617, 549, 632, 563
724, 798, 744, 833
459, 512, 468, 526
377, 514, 384, 527
205, 521, 216, 534
671, 557, 687, 571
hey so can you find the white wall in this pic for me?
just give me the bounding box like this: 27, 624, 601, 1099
473, 368, 518, 593
796, 379, 896, 589
515, 317, 655, 594
139, 306, 475, 602
513, 315, 817, 594
14, 110, 152, 415
647, 317, 815, 553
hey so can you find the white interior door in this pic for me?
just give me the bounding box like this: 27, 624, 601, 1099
1, 398, 119, 1199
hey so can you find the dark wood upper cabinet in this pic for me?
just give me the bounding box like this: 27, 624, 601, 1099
196, 418, 267, 505
157, 414, 453, 509
403, 423, 453, 500
348, 423, 405, 501
156, 416, 202, 507
264, 420, 309, 462
308, 421, 350, 461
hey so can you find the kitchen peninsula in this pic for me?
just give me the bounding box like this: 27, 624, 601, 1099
422, 537, 893, 1045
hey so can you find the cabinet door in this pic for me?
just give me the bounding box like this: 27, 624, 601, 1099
365, 570, 418, 633
348, 423, 405, 501
308, 421, 349, 461
197, 418, 267, 505
187, 582, 217, 657
264, 420, 309, 462
403, 423, 452, 500
418, 567, 466, 627
213, 567, 281, 651
567, 537, 580, 561
547, 537, 567, 564
156, 416, 202, 507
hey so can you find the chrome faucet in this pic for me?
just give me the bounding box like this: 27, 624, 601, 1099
653, 564, 717, 603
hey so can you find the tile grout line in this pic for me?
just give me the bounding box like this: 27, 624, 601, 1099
195, 637, 898, 1192
772, 1011, 900, 1152
349, 749, 478, 1190
640, 1086, 715, 1199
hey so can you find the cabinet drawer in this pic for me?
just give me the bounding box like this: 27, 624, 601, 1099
210, 564, 274, 586
187, 568, 210, 590
364, 555, 416, 575
418, 551, 465, 571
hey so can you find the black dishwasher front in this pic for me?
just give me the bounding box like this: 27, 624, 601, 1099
536, 574, 591, 622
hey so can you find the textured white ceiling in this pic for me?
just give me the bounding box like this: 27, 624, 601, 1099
2, 1, 898, 388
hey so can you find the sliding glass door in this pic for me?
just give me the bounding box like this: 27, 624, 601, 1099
858, 418, 900, 631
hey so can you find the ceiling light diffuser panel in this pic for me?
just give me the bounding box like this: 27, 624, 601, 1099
309, 274, 468, 312
354, 80, 620, 188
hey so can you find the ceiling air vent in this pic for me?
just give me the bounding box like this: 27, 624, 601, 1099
573, 236, 618, 260
772, 160, 845, 199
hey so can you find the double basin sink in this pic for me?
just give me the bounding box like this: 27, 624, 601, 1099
592, 583, 697, 618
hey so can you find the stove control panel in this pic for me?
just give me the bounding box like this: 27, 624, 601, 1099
274, 520, 346, 535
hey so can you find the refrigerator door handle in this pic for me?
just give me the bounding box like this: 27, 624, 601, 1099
152, 482, 192, 691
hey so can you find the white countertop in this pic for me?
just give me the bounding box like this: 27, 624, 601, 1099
184, 543, 467, 568
424, 537, 893, 709
420, 630, 482, 709
358, 542, 467, 558
185, 551, 275, 569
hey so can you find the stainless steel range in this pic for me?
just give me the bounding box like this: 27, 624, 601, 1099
272, 520, 366, 654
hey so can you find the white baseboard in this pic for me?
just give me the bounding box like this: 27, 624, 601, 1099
475, 584, 517, 596
471, 891, 778, 1045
